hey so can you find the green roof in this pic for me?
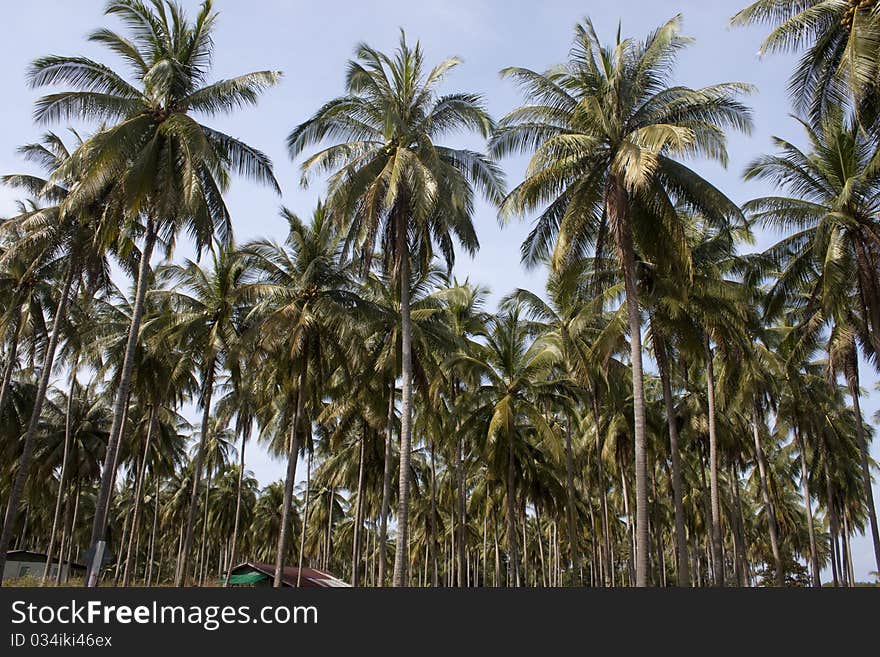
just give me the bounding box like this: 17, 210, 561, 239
227, 571, 269, 585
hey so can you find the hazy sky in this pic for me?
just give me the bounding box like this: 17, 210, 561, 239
1, 0, 877, 581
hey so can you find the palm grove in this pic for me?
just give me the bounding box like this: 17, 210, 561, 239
0, 0, 878, 589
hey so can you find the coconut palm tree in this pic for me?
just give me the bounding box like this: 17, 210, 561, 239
244, 204, 358, 587
23, 0, 281, 577
455, 303, 571, 586
153, 244, 251, 585
0, 129, 113, 583
732, 0, 880, 126
745, 110, 880, 573
288, 32, 505, 586
491, 15, 752, 585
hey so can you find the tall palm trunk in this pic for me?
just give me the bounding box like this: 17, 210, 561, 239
393, 232, 414, 587
197, 469, 213, 586
843, 346, 880, 573
614, 192, 649, 588
429, 437, 439, 587
42, 361, 78, 586
727, 463, 747, 586
55, 480, 74, 586
704, 336, 724, 587
652, 328, 689, 586
751, 406, 783, 586
274, 367, 305, 587
296, 447, 312, 586
0, 260, 77, 584
88, 222, 157, 584
590, 394, 612, 586
794, 427, 821, 587
176, 358, 216, 586
147, 476, 160, 586
61, 479, 81, 585
0, 311, 22, 420
562, 418, 581, 582
379, 376, 394, 586
122, 407, 155, 587
226, 425, 250, 585
505, 434, 521, 587
351, 427, 366, 586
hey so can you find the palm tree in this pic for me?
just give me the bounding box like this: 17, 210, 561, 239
288, 32, 504, 586
154, 244, 250, 585
23, 0, 281, 579
215, 353, 260, 584
0, 129, 112, 583
511, 268, 625, 584
731, 0, 880, 126
744, 111, 880, 573
456, 303, 570, 586
491, 15, 752, 585
244, 205, 357, 587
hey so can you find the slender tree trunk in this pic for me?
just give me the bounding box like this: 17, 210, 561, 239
428, 437, 439, 587
147, 476, 159, 586
351, 429, 366, 586
0, 261, 77, 584
697, 449, 716, 582
274, 368, 305, 588
752, 406, 783, 586
122, 407, 156, 587
53, 482, 73, 586
563, 418, 581, 583
42, 362, 78, 586
176, 357, 217, 586
493, 509, 501, 587
794, 427, 820, 587
379, 376, 394, 586
197, 469, 213, 586
728, 463, 746, 587
297, 448, 312, 587
653, 329, 689, 586
843, 348, 880, 573
590, 394, 612, 586
614, 193, 649, 587
505, 435, 521, 587
822, 445, 840, 587
226, 426, 250, 585
60, 479, 80, 585
704, 336, 724, 587
451, 383, 467, 587
88, 222, 157, 585
114, 508, 132, 584
843, 512, 856, 586
392, 231, 414, 587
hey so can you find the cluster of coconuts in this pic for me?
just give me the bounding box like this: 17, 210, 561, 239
842, 0, 877, 30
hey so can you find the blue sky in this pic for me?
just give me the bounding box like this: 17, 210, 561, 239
0, 0, 877, 582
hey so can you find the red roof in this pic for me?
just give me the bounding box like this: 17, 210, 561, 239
230, 562, 350, 587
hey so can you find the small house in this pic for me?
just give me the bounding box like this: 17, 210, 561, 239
3, 550, 87, 581
226, 562, 349, 587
